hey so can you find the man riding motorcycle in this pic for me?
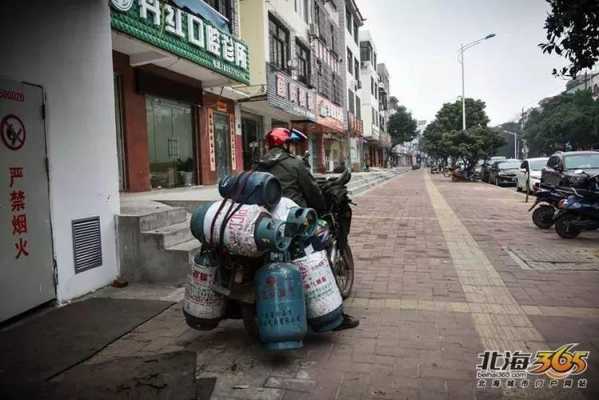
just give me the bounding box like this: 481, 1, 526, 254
255, 127, 359, 331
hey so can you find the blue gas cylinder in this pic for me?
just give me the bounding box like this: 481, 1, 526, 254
256, 258, 307, 351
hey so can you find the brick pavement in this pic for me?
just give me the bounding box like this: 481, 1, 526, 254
85, 170, 599, 399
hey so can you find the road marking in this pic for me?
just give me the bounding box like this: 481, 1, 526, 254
423, 173, 547, 351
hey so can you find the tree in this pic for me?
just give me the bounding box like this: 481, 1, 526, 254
387, 105, 418, 146
389, 96, 400, 111
523, 90, 599, 155
540, 0, 599, 77
421, 98, 505, 172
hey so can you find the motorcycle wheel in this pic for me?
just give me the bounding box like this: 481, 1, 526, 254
332, 243, 354, 299
555, 213, 581, 239
532, 205, 555, 229
241, 303, 259, 339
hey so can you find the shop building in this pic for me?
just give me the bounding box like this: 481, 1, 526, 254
111, 0, 250, 190
238, 0, 346, 173
358, 30, 382, 167
338, 0, 365, 171
377, 63, 392, 166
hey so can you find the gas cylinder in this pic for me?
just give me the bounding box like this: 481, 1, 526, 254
190, 200, 290, 256
219, 171, 282, 208
256, 256, 307, 351
293, 250, 343, 332
183, 251, 226, 330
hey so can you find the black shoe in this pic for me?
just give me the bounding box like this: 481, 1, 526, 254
333, 313, 360, 331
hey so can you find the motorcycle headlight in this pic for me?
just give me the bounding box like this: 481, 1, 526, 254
572, 202, 582, 209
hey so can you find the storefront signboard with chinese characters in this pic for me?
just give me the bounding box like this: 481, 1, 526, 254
269, 72, 316, 121
110, 0, 250, 84
315, 95, 344, 133
0, 79, 55, 322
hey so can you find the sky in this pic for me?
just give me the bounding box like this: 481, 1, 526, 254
353, 0, 568, 126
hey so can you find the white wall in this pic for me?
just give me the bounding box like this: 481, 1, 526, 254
0, 0, 120, 302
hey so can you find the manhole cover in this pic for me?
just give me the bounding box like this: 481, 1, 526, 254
506, 246, 599, 271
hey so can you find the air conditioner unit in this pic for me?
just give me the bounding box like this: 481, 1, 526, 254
309, 23, 319, 38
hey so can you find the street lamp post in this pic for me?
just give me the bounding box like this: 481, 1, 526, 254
504, 130, 519, 159
458, 33, 496, 131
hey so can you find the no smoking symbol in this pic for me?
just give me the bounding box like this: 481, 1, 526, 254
1, 114, 26, 151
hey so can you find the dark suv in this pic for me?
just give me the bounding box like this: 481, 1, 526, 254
541, 151, 599, 189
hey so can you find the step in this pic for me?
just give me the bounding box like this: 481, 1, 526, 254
143, 217, 193, 249
138, 207, 188, 231
165, 239, 202, 264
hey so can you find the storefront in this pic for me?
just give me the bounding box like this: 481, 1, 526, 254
110, 0, 250, 190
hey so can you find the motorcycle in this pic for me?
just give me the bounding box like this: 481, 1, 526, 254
184, 170, 355, 338
553, 173, 599, 239
315, 169, 355, 299
528, 188, 566, 229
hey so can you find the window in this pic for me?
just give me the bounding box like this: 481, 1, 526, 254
373, 52, 377, 66
371, 77, 374, 95
269, 16, 290, 71
296, 40, 310, 84
295, 0, 298, 12
330, 24, 335, 53
353, 20, 358, 44
372, 107, 376, 125
348, 89, 355, 114
360, 42, 371, 62
314, 2, 320, 29
205, 0, 231, 20
354, 59, 359, 79
347, 48, 353, 74
356, 96, 361, 119
346, 9, 352, 33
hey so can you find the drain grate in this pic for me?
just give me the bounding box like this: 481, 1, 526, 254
506, 246, 599, 271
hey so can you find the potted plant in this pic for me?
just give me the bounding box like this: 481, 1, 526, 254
176, 157, 194, 186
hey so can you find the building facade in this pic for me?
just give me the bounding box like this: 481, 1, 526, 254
238, 0, 347, 173
338, 0, 365, 171
358, 30, 382, 167
377, 63, 392, 165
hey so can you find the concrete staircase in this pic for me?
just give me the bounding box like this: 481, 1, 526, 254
118, 202, 200, 284
347, 169, 402, 196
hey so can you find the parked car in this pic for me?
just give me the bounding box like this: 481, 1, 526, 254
541, 151, 599, 189
488, 159, 522, 186
516, 157, 549, 193
481, 156, 506, 182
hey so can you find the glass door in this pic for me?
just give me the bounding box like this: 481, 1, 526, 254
213, 111, 231, 180
146, 96, 195, 188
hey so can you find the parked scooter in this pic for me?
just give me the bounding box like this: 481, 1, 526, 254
528, 188, 566, 229
553, 173, 599, 238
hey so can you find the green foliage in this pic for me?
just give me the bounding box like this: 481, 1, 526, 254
540, 0, 599, 77
387, 105, 418, 146
422, 98, 504, 170
523, 90, 599, 155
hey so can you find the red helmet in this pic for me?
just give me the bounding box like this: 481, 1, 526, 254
265, 128, 291, 147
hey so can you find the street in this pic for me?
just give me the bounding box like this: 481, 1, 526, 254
86, 170, 599, 400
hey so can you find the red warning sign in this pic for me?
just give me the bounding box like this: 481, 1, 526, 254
1, 114, 26, 151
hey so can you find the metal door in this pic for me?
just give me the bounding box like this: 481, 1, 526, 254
213, 111, 231, 180
0, 80, 55, 322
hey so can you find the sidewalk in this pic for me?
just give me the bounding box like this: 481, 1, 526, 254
4, 169, 598, 399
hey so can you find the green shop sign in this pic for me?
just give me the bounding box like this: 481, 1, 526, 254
110, 0, 250, 84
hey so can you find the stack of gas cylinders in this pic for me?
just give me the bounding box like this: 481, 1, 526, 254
184, 171, 344, 351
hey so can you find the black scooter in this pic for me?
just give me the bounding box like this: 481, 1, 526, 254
553, 174, 599, 239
